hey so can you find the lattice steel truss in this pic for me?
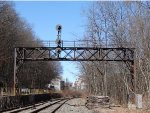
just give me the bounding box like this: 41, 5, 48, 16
15, 47, 134, 62
13, 46, 135, 96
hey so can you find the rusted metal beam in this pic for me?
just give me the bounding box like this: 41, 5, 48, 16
15, 47, 134, 62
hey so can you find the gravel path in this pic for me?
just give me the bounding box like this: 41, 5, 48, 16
56, 98, 96, 113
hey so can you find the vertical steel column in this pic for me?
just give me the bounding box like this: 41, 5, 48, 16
104, 62, 107, 96
129, 61, 136, 104
13, 48, 17, 96
131, 61, 135, 92
74, 41, 75, 59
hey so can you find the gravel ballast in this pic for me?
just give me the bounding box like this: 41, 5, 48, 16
55, 98, 96, 113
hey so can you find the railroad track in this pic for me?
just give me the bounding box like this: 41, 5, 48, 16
2, 98, 71, 113
31, 98, 70, 113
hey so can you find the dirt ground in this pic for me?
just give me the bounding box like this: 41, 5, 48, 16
94, 107, 150, 113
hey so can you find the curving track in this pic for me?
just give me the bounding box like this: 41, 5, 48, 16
3, 98, 71, 113
33, 98, 70, 113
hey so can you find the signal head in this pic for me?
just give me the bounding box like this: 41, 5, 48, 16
56, 24, 62, 31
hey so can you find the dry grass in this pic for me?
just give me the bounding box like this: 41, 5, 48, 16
94, 107, 150, 113
94, 96, 150, 113
143, 96, 150, 111
61, 89, 84, 98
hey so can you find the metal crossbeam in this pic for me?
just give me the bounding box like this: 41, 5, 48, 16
15, 47, 134, 62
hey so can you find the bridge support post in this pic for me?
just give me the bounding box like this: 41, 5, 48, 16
13, 48, 17, 96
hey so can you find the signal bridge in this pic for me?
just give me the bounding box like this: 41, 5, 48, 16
15, 40, 134, 62
13, 25, 135, 96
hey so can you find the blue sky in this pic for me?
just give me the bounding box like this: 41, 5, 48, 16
14, 1, 90, 83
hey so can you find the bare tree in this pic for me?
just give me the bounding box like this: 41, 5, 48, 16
0, 1, 62, 94
80, 1, 150, 105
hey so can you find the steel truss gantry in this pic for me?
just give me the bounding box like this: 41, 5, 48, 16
14, 46, 135, 92
13, 25, 135, 96
15, 47, 134, 62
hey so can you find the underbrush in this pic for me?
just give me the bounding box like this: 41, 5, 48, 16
61, 89, 89, 98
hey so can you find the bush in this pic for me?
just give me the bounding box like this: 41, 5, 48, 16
61, 89, 86, 98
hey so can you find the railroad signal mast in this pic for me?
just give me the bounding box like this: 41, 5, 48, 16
55, 24, 62, 58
